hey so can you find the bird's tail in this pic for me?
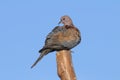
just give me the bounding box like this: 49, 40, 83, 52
31, 49, 52, 68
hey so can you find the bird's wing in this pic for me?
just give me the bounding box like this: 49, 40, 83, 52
45, 26, 63, 44
39, 26, 64, 52
46, 26, 62, 38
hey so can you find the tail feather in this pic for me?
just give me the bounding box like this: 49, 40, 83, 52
31, 53, 44, 68
31, 49, 52, 68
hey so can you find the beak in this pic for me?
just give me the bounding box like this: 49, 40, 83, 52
58, 19, 62, 25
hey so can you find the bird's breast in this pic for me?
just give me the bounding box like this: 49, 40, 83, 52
56, 26, 80, 48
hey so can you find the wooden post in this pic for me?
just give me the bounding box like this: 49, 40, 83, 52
56, 50, 76, 80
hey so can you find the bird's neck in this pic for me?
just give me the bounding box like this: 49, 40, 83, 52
65, 24, 74, 27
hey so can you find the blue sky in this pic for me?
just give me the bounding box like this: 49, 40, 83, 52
0, 0, 120, 80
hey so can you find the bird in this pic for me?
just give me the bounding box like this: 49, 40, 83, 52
31, 15, 81, 68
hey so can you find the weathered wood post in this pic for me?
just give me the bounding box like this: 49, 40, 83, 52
56, 50, 76, 80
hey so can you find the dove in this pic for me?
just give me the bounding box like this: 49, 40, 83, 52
31, 15, 81, 68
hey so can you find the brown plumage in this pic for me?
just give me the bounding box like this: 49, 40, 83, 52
31, 15, 81, 68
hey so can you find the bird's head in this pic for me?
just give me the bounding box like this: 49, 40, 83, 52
58, 15, 73, 26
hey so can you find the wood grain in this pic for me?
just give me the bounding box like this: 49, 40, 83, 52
56, 50, 76, 80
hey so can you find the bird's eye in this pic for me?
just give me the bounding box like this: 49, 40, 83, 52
63, 18, 65, 20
